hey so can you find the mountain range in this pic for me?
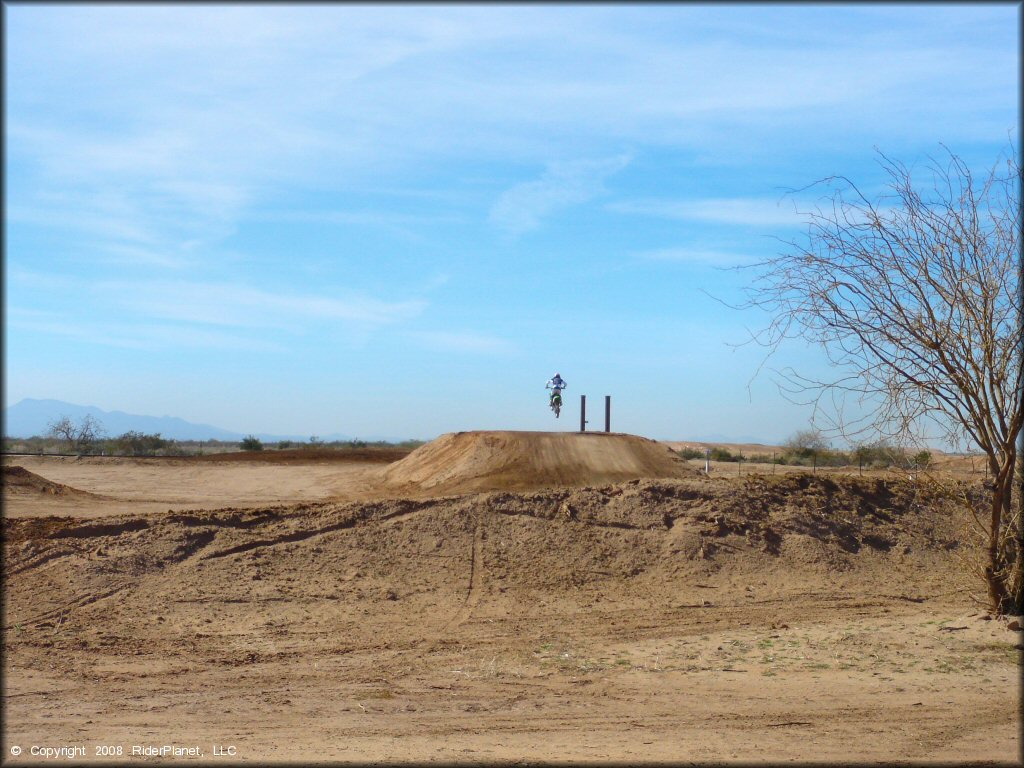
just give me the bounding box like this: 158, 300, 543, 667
3, 399, 774, 446
2, 399, 360, 443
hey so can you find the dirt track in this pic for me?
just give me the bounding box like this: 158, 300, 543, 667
1, 452, 387, 519
2, 434, 1021, 763
381, 430, 696, 495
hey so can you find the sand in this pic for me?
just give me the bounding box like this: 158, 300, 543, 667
2, 434, 1020, 764
381, 430, 697, 495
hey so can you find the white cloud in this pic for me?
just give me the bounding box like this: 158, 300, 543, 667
609, 197, 805, 228
262, 209, 468, 239
489, 154, 632, 234
632, 247, 754, 267
6, 5, 1015, 266
9, 274, 423, 339
92, 243, 196, 269
98, 280, 427, 330
7, 197, 161, 248
412, 331, 517, 355
6, 307, 282, 353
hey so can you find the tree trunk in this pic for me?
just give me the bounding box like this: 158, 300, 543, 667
1016, 502, 1024, 612
986, 457, 1022, 615
1001, 457, 1023, 614
1006, 551, 1024, 615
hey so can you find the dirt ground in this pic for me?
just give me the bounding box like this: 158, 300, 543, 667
380, 431, 696, 497
2, 433, 1021, 764
1, 450, 391, 519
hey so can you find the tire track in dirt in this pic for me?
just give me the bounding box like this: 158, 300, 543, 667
423, 509, 486, 651
7, 583, 132, 630
5, 545, 81, 577
492, 507, 669, 531
198, 501, 435, 561
911, 705, 1022, 761
459, 514, 486, 621
168, 528, 219, 563
52, 519, 151, 538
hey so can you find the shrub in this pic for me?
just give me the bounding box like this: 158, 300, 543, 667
116, 430, 168, 456
784, 428, 830, 458
710, 447, 742, 462
853, 441, 909, 468
674, 447, 705, 459
240, 435, 263, 452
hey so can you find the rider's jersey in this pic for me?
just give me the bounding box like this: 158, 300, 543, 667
546, 376, 566, 391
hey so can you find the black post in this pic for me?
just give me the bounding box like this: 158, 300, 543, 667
580, 395, 587, 432
604, 395, 611, 433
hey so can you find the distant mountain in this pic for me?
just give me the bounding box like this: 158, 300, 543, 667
4, 399, 245, 441
2, 399, 361, 443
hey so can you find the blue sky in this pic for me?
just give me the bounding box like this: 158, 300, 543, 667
4, 3, 1019, 443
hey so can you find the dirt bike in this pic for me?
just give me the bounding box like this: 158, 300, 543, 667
547, 387, 563, 418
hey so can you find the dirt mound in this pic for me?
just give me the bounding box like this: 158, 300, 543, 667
5, 472, 1008, 763
380, 430, 696, 496
2, 474, 972, 630
2, 465, 101, 498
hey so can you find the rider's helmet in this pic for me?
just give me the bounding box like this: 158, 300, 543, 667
554, 372, 560, 378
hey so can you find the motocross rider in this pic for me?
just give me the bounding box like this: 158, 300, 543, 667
545, 373, 567, 407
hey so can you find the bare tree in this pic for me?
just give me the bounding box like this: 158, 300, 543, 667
76, 414, 105, 452
47, 414, 106, 454
47, 415, 77, 452
736, 144, 1022, 613
784, 428, 830, 457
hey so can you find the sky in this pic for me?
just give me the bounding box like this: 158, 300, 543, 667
4, 3, 1020, 444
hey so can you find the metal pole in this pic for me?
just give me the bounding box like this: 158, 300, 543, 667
580, 395, 587, 432
604, 395, 611, 433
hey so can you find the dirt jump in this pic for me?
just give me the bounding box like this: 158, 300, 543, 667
2, 432, 1021, 763
2, 464, 107, 500
380, 430, 697, 495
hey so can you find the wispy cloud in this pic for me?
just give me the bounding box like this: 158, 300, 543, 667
94, 243, 197, 269
99, 280, 426, 330
412, 331, 517, 355
6, 307, 283, 352
7, 5, 1013, 266
609, 196, 804, 228
632, 247, 754, 267
10, 271, 427, 338
489, 153, 632, 234
5, 4, 1017, 436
